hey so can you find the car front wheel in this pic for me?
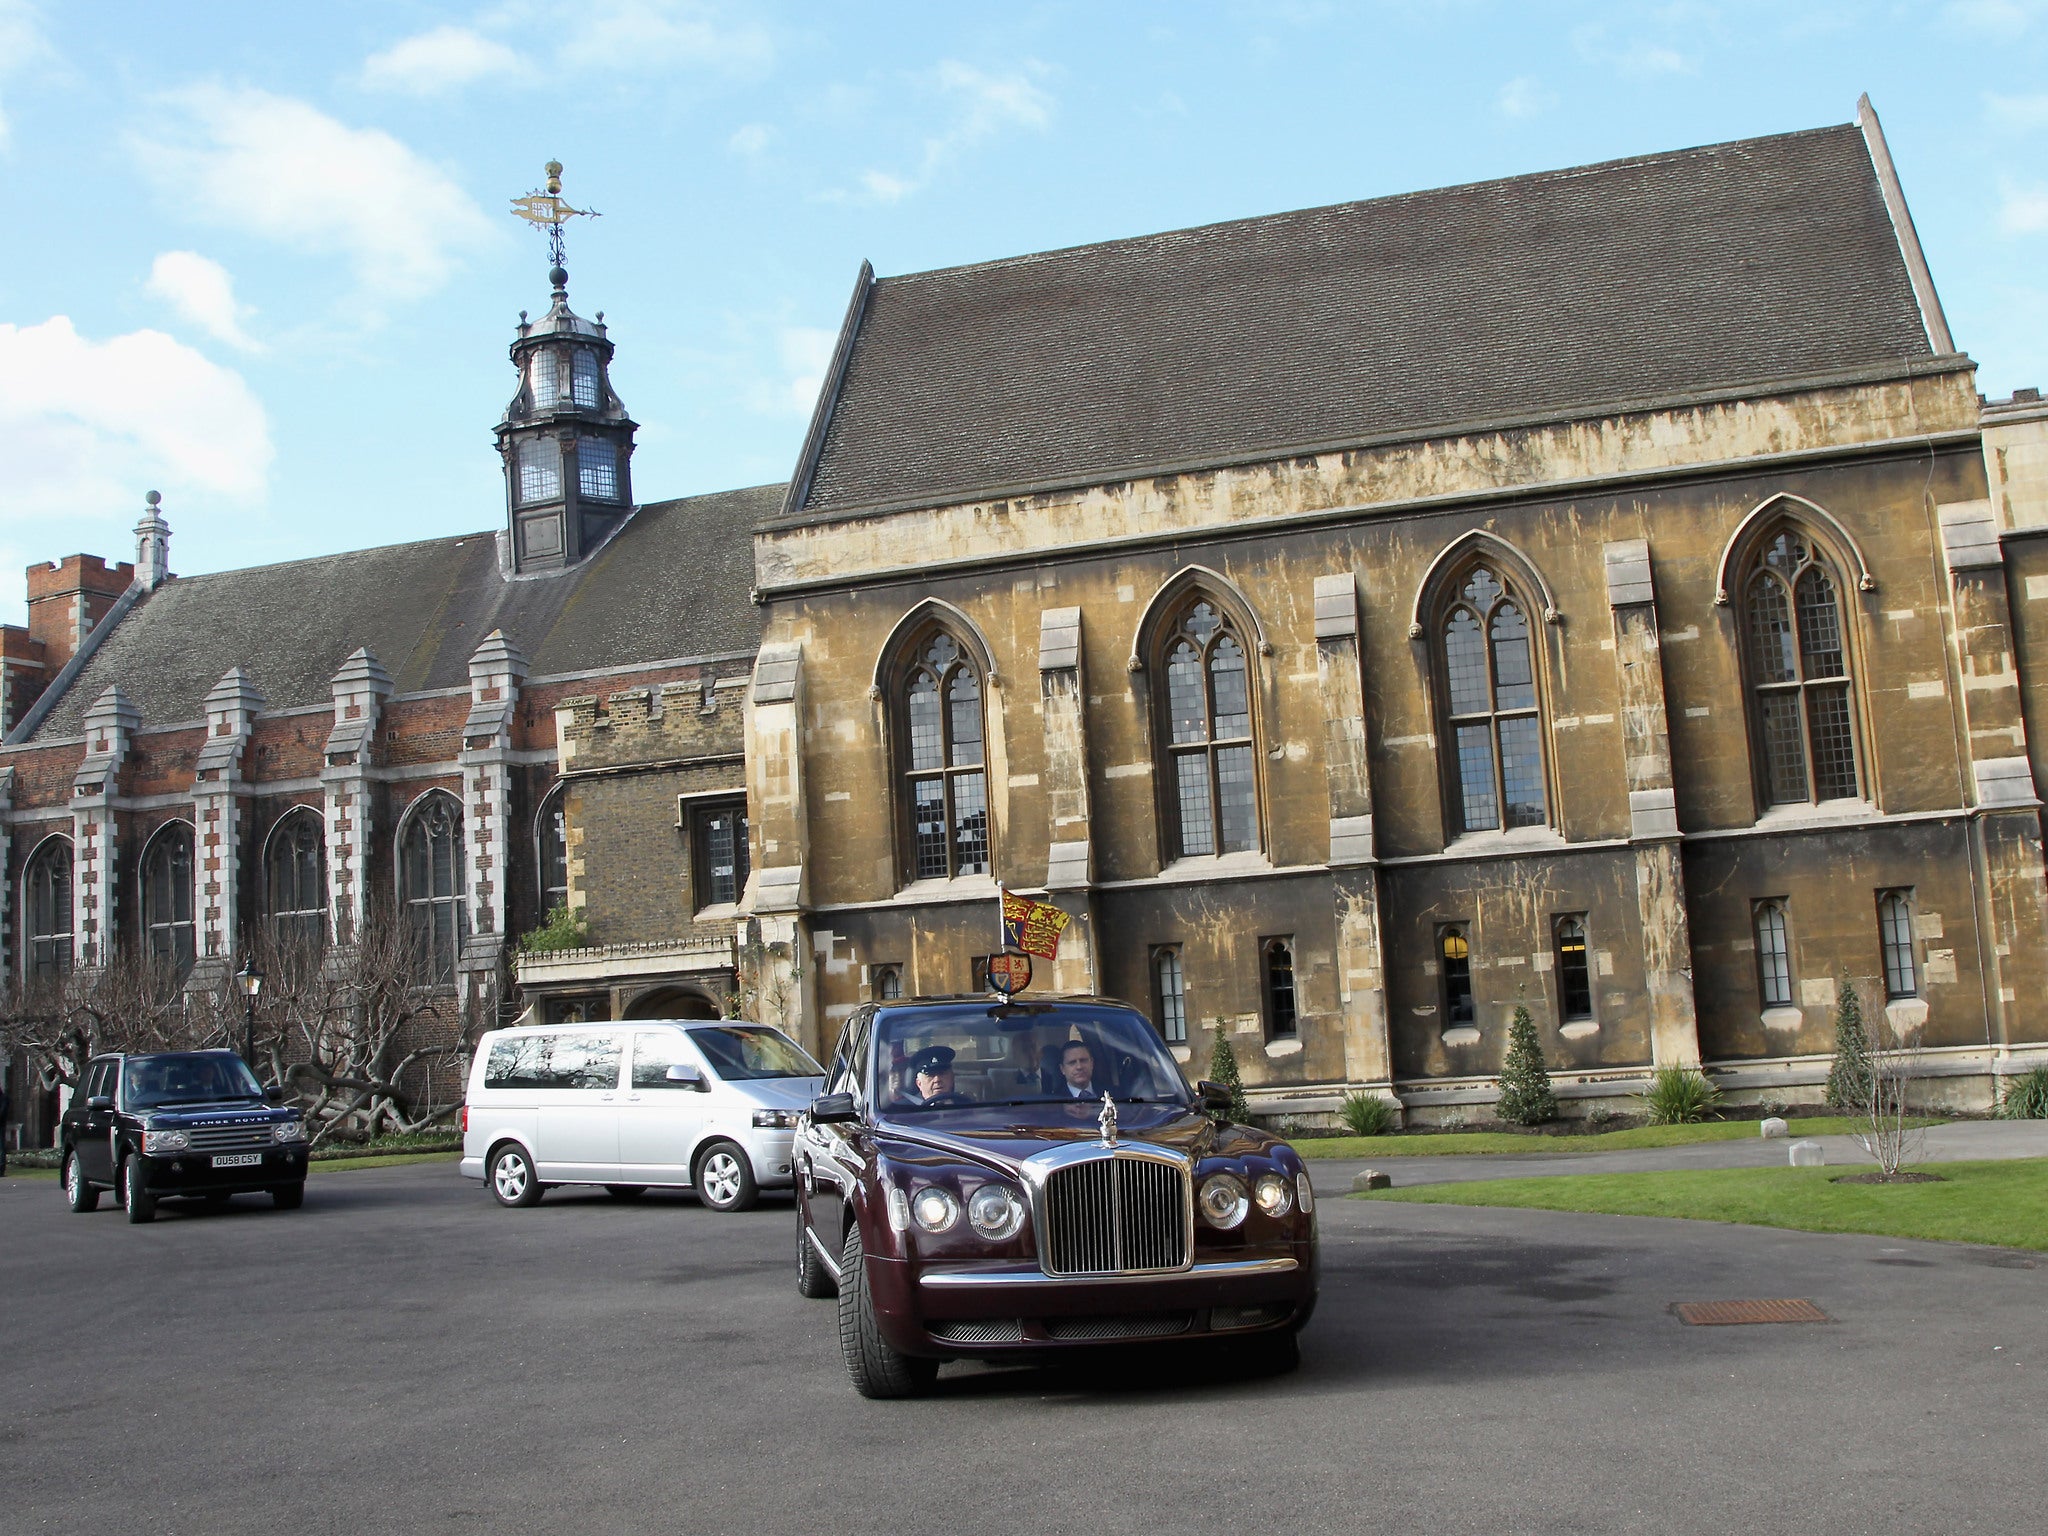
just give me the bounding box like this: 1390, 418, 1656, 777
63, 1152, 99, 1213
796, 1205, 838, 1298
489, 1144, 542, 1208
694, 1141, 758, 1213
837, 1223, 937, 1399
122, 1155, 157, 1224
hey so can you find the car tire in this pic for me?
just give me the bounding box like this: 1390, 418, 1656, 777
837, 1223, 937, 1399
489, 1143, 542, 1208
693, 1141, 758, 1213
122, 1155, 157, 1224
604, 1184, 647, 1199
63, 1152, 99, 1213
271, 1183, 305, 1210
796, 1207, 838, 1299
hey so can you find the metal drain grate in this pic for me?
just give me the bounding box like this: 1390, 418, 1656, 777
1674, 1298, 1830, 1326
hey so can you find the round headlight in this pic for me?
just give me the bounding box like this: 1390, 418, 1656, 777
1253, 1172, 1294, 1218
966, 1183, 1025, 1241
911, 1186, 961, 1234
273, 1119, 304, 1144
1198, 1172, 1249, 1229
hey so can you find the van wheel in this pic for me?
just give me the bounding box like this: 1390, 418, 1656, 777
694, 1141, 758, 1212
838, 1223, 936, 1399
797, 1208, 838, 1299
122, 1156, 157, 1224
63, 1152, 99, 1213
489, 1144, 542, 1208
604, 1184, 647, 1199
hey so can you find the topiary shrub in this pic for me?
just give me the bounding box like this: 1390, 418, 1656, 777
1339, 1092, 1398, 1137
1825, 976, 1873, 1111
1640, 1066, 1721, 1124
1999, 1065, 2048, 1119
1206, 1032, 1252, 1125
1495, 1002, 1557, 1126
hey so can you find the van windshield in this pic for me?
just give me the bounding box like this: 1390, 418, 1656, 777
688, 1025, 823, 1081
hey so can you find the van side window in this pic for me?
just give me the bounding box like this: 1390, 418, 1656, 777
486, 1031, 620, 1090
633, 1032, 700, 1090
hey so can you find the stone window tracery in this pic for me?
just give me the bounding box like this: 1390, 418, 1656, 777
24, 836, 72, 982
1153, 598, 1260, 860
400, 792, 466, 985
266, 809, 327, 953
140, 822, 196, 977
1741, 528, 1861, 807
892, 630, 990, 882
1432, 563, 1549, 836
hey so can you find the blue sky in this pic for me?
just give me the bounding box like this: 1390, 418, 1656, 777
3, 1, 2048, 614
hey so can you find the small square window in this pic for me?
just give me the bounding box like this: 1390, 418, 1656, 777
518, 441, 560, 504
1877, 889, 1918, 1000
1260, 936, 1296, 1039
690, 803, 749, 910
871, 964, 903, 1002
1554, 915, 1593, 1021
1439, 925, 1475, 1030
578, 441, 619, 502
1753, 900, 1792, 1008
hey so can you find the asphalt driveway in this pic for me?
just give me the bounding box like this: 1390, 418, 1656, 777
1, 1162, 2040, 1535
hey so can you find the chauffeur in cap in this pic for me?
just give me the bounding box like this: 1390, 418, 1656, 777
906, 1046, 976, 1108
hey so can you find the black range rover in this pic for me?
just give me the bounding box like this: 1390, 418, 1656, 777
61, 1050, 310, 1222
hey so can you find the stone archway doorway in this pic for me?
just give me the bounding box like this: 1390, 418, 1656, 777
622, 987, 722, 1021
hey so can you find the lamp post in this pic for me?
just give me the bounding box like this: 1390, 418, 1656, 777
234, 956, 265, 1076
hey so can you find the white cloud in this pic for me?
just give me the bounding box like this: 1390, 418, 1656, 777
1999, 183, 2048, 233
835, 59, 1054, 205
130, 86, 498, 309
1945, 0, 2043, 36
0, 317, 272, 527
511, 0, 775, 75
728, 122, 773, 159
0, 0, 54, 151
776, 326, 836, 416
1987, 92, 2048, 129
360, 25, 526, 96
1572, 25, 1693, 77
145, 251, 262, 353
1497, 76, 1555, 119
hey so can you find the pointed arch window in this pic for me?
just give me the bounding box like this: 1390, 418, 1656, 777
25, 837, 72, 981
536, 787, 569, 914
266, 810, 327, 953
1742, 529, 1860, 806
894, 631, 990, 882
401, 793, 466, 985
1155, 599, 1260, 859
141, 823, 196, 977
1436, 565, 1548, 835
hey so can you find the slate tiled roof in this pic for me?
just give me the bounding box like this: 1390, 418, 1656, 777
793, 124, 1936, 518
25, 484, 778, 740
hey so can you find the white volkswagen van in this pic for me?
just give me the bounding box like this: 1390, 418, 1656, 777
459, 1020, 824, 1211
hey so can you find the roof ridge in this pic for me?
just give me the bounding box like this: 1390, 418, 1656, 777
873, 121, 1859, 289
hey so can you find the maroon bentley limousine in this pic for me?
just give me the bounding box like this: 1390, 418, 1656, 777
793, 995, 1319, 1397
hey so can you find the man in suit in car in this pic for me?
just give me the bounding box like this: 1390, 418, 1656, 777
1055, 1041, 1099, 1100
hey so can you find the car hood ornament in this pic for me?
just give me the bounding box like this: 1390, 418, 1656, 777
1099, 1092, 1118, 1146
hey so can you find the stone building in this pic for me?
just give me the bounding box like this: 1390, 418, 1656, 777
0, 262, 765, 1148
744, 102, 2048, 1119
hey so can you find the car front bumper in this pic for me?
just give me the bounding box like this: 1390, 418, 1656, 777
139, 1146, 308, 1194
869, 1243, 1319, 1358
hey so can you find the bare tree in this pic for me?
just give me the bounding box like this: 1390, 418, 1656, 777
1848, 1001, 1928, 1179
0, 950, 211, 1101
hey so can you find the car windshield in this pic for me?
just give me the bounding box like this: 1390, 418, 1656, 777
688, 1025, 824, 1081
123, 1053, 264, 1109
870, 1002, 1191, 1112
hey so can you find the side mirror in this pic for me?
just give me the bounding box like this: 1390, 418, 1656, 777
664, 1063, 706, 1090
1197, 1080, 1233, 1115
87, 1094, 113, 1112
264, 1086, 285, 1106
809, 1092, 858, 1125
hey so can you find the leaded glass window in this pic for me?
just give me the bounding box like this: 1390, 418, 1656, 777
1555, 915, 1593, 1021
693, 802, 749, 908
577, 440, 619, 501
25, 837, 72, 981
536, 789, 569, 914
1153, 946, 1186, 1043
572, 349, 600, 408
1754, 900, 1792, 1007
142, 823, 196, 976
1744, 530, 1861, 806
518, 440, 560, 503
266, 810, 327, 953
1262, 937, 1297, 1038
401, 793, 465, 985
897, 632, 989, 881
1158, 600, 1259, 859
1438, 566, 1548, 834
530, 351, 562, 410
1441, 926, 1475, 1029
1878, 890, 1918, 999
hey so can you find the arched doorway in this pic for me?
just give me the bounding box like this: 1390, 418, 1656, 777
622, 987, 721, 1021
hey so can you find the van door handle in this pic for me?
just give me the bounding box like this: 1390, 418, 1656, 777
600, 1094, 616, 1102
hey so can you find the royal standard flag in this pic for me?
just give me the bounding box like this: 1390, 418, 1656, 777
1000, 889, 1071, 961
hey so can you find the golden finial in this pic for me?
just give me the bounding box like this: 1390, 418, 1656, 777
511, 160, 600, 274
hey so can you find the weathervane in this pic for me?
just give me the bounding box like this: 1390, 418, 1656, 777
510, 160, 600, 272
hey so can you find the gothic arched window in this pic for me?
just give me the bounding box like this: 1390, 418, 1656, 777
266, 810, 327, 953
400, 793, 466, 985
1742, 528, 1861, 807
894, 631, 990, 882
536, 786, 569, 914
141, 822, 196, 976
1155, 599, 1259, 859
1435, 564, 1549, 835
24, 836, 72, 981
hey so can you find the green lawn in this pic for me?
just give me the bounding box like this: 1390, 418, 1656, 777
1355, 1157, 2048, 1251
1297, 1116, 1940, 1159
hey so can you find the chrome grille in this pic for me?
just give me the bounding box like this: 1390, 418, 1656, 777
1043, 1312, 1192, 1341
1040, 1153, 1190, 1276
187, 1125, 273, 1152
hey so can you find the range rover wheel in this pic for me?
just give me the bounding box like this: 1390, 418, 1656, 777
122, 1155, 157, 1225
838, 1223, 937, 1399
271, 1183, 305, 1210
63, 1152, 99, 1213
604, 1184, 647, 1199
693, 1141, 758, 1213
796, 1209, 838, 1299
489, 1144, 542, 1208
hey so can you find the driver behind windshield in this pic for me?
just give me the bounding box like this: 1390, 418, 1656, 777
1054, 1040, 1100, 1100
901, 1046, 975, 1108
